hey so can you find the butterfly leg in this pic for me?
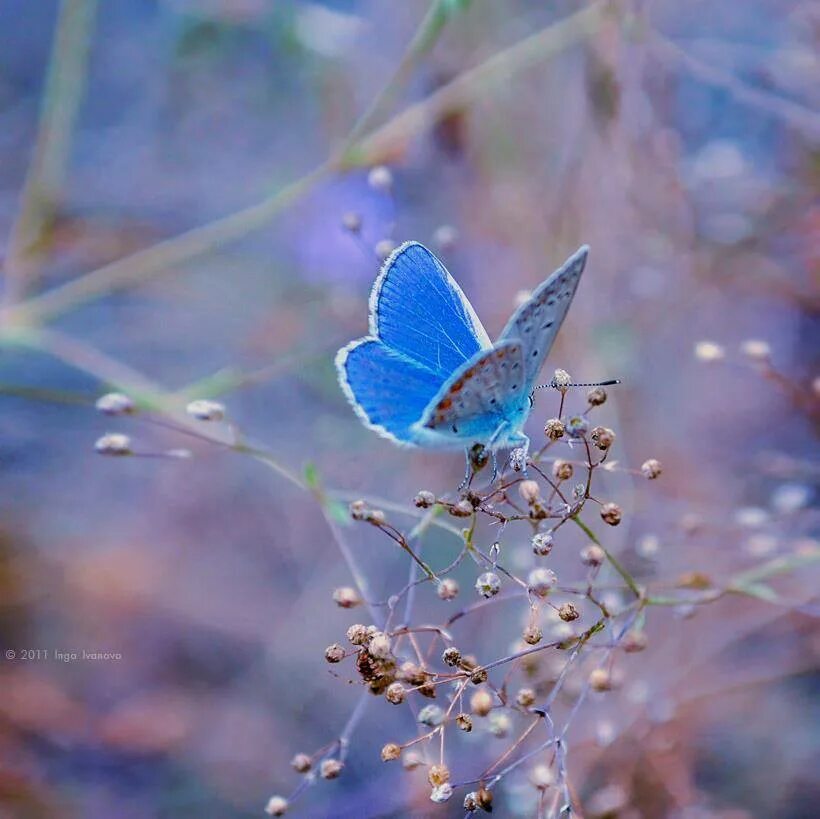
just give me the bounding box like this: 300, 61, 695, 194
458, 448, 472, 492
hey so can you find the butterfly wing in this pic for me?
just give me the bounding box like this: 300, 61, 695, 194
336, 338, 445, 444
415, 340, 529, 445
497, 245, 588, 388
370, 242, 491, 378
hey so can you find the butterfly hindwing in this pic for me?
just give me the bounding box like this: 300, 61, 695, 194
498, 245, 588, 386
370, 242, 491, 378
336, 338, 444, 444
418, 341, 528, 441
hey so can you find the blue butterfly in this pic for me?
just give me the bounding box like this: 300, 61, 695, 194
336, 241, 587, 464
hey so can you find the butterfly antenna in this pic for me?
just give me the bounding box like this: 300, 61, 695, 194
530, 378, 621, 397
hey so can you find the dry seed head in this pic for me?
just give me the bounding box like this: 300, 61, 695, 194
414, 490, 436, 508
475, 571, 501, 598
522, 624, 542, 645
385, 682, 405, 705
553, 368, 571, 390
528, 567, 557, 598
375, 239, 396, 260
349, 500, 367, 520
580, 544, 605, 566
456, 713, 473, 732
402, 751, 423, 770
488, 712, 511, 737
418, 704, 444, 727
531, 532, 554, 556
694, 340, 725, 362
341, 210, 362, 233
552, 460, 574, 481
366, 508, 386, 525
591, 426, 616, 450
368, 632, 392, 660
470, 688, 493, 716
437, 578, 459, 600
559, 602, 580, 622
477, 789, 493, 811
398, 662, 427, 685
589, 667, 613, 692
320, 758, 344, 779
430, 783, 453, 804
94, 433, 133, 456
290, 753, 311, 773
428, 764, 451, 787
324, 644, 345, 663
530, 764, 554, 790
622, 629, 648, 653
442, 647, 461, 667
381, 742, 401, 762
463, 792, 479, 811
544, 418, 565, 440
367, 165, 393, 191
470, 667, 488, 685
516, 687, 536, 708
509, 447, 527, 472
600, 502, 622, 526
518, 479, 541, 504
185, 399, 225, 421
565, 414, 589, 437
587, 386, 607, 406
641, 458, 662, 479
264, 795, 289, 816
95, 392, 135, 416
346, 624, 370, 645
332, 586, 361, 608
450, 499, 474, 517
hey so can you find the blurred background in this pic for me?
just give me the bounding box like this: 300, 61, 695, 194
0, 1, 818, 817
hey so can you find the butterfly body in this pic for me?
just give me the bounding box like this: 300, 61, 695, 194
336, 241, 587, 456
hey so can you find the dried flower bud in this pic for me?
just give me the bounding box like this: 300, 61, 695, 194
600, 502, 622, 526
694, 340, 725, 362
349, 500, 367, 520
402, 751, 423, 770
418, 704, 444, 727
341, 211, 362, 233
580, 544, 605, 566
528, 568, 557, 598
332, 586, 361, 608
559, 602, 580, 622
320, 758, 344, 779
552, 460, 574, 481
553, 369, 571, 390
264, 795, 289, 816
530, 764, 554, 790
433, 224, 458, 251
475, 572, 501, 598
375, 239, 396, 260
368, 632, 392, 660
324, 644, 345, 663
587, 386, 607, 406
622, 630, 648, 653
518, 479, 541, 504
516, 687, 536, 708
95, 392, 135, 416
428, 764, 451, 787
470, 688, 493, 716
414, 490, 436, 508
437, 578, 459, 600
531, 532, 554, 556
381, 743, 401, 762
591, 426, 615, 450
367, 165, 393, 191
565, 414, 589, 438
470, 667, 488, 685
442, 647, 461, 667
641, 458, 662, 479
185, 399, 225, 421
488, 712, 511, 737
544, 418, 565, 440
346, 624, 369, 646
290, 752, 311, 773
430, 783, 453, 804
477, 788, 493, 811
450, 499, 474, 518
589, 668, 612, 692
456, 713, 473, 732
94, 433, 132, 456
366, 508, 386, 525
522, 624, 542, 645
398, 662, 427, 685
385, 682, 405, 705
464, 792, 479, 811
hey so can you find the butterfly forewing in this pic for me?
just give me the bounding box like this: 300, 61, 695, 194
419, 341, 528, 437
498, 245, 588, 387
371, 242, 491, 379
